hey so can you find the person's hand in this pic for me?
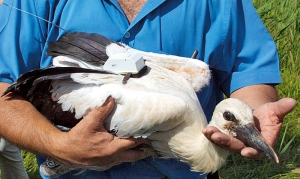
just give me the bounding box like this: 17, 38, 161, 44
50, 97, 150, 170
202, 98, 297, 159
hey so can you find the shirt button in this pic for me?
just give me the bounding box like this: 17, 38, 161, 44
124, 32, 130, 38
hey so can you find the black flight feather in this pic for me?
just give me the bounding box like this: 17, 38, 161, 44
47, 32, 119, 67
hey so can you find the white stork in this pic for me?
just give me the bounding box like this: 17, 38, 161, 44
2, 32, 279, 177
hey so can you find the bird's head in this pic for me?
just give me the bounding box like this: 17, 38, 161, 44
208, 98, 279, 163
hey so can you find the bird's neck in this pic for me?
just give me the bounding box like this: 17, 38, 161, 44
177, 131, 229, 173
198, 133, 229, 172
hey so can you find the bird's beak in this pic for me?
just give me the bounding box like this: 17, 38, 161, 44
233, 123, 279, 163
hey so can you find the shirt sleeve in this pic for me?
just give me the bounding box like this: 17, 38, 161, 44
212, 0, 281, 96
0, 0, 58, 84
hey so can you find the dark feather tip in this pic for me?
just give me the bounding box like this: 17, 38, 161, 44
1, 83, 17, 97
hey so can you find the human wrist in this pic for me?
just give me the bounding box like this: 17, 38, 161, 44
48, 132, 73, 164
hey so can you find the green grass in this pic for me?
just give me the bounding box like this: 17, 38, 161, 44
4, 0, 300, 178
21, 151, 40, 179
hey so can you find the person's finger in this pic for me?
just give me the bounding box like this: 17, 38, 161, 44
80, 97, 115, 131
241, 147, 264, 159
273, 98, 297, 119
202, 126, 220, 140
114, 137, 151, 151
203, 126, 246, 154
211, 132, 246, 154
203, 127, 267, 159
109, 137, 152, 162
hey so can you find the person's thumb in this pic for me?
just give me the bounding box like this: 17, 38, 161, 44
79, 97, 115, 131
274, 98, 297, 120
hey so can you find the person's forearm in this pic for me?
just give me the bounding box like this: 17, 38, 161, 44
0, 82, 62, 157
230, 84, 278, 109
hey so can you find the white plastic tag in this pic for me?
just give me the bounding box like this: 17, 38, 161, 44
103, 52, 145, 74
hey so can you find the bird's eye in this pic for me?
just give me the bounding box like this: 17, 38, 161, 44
223, 111, 237, 122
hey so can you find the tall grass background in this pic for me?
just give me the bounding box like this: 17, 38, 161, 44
0, 0, 299, 178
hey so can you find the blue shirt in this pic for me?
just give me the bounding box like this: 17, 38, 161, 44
0, 0, 281, 178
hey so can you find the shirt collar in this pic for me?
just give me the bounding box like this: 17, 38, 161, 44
107, 0, 166, 28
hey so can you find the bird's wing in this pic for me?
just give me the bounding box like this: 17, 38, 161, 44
6, 63, 187, 136
47, 65, 188, 138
